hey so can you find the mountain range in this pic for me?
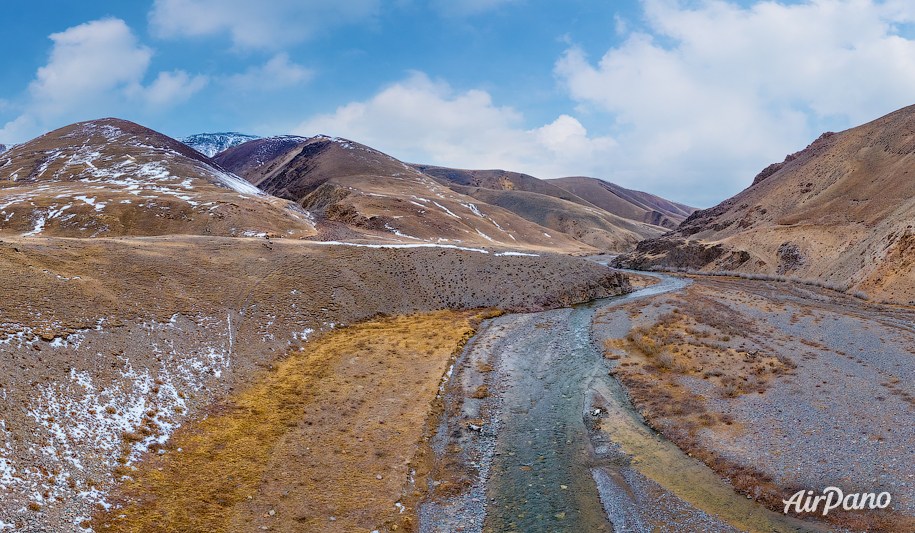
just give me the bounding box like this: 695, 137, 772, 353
212, 134, 695, 252
2, 105, 915, 531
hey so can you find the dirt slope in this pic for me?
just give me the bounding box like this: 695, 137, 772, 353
615, 105, 915, 304
549, 176, 696, 229
217, 136, 594, 252
414, 165, 591, 205
0, 119, 314, 238
450, 185, 660, 251
0, 235, 628, 531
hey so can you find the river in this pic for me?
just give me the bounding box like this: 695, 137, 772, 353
420, 271, 826, 532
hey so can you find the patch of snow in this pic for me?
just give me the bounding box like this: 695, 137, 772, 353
461, 202, 484, 217
432, 201, 460, 219
292, 328, 314, 343
23, 214, 47, 236
475, 229, 495, 242
495, 251, 539, 257
384, 223, 422, 241
312, 241, 489, 254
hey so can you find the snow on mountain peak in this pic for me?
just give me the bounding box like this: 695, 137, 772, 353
181, 132, 260, 158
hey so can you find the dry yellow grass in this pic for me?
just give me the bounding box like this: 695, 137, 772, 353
93, 310, 492, 533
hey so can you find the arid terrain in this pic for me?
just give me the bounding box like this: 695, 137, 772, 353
0, 116, 646, 532
215, 136, 690, 253
0, 234, 627, 531
616, 105, 915, 305
0, 119, 315, 239
2, 108, 913, 533
594, 276, 915, 531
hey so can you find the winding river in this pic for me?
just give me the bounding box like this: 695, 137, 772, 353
421, 271, 826, 532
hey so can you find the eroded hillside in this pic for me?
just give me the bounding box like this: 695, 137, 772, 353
0, 234, 627, 531
0, 119, 314, 239
616, 105, 915, 304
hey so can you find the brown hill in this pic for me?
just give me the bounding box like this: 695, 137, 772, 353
415, 166, 681, 249
615, 105, 915, 304
0, 119, 315, 238
414, 165, 591, 205
548, 176, 696, 229
445, 185, 660, 251
217, 136, 594, 252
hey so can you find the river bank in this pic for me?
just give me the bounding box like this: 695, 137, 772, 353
419, 273, 825, 532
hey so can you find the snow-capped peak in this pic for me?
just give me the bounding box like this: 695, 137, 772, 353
181, 133, 260, 158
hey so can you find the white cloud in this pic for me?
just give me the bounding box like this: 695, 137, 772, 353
0, 18, 207, 142
555, 0, 915, 205
140, 70, 209, 106
295, 72, 615, 178
149, 0, 380, 49
227, 53, 313, 91
30, 19, 152, 118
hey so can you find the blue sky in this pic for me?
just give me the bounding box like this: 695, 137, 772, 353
3, 1, 915, 207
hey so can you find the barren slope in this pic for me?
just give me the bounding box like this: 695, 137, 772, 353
0, 235, 628, 531
416, 167, 678, 252
449, 185, 660, 251
616, 105, 915, 304
549, 176, 696, 229
414, 165, 590, 205
0, 119, 314, 238
217, 136, 594, 252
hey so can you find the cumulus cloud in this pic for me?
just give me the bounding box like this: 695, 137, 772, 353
227, 53, 313, 91
0, 18, 207, 142
30, 19, 153, 117
295, 72, 615, 178
149, 0, 380, 49
140, 70, 209, 106
555, 0, 915, 205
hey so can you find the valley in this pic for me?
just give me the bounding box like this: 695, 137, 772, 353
0, 107, 912, 533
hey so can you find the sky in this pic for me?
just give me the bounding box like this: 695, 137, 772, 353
3, 1, 915, 207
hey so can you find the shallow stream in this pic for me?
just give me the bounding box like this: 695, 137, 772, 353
422, 272, 827, 532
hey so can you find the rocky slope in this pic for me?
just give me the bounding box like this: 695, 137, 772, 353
548, 176, 696, 229
217, 136, 595, 253
615, 105, 915, 304
446, 185, 659, 251
416, 166, 677, 250
0, 119, 314, 238
0, 144, 9, 155
414, 165, 590, 205
180, 132, 260, 157
0, 235, 628, 531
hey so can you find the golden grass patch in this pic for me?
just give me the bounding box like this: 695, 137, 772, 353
93, 310, 491, 533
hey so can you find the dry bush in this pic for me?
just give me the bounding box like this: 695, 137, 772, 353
470, 385, 490, 399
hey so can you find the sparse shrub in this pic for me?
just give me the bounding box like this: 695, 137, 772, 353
656, 353, 675, 370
